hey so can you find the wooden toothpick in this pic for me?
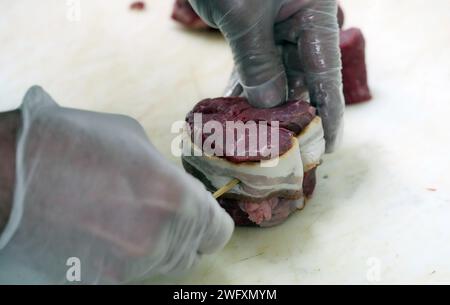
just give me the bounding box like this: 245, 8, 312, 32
213, 178, 240, 199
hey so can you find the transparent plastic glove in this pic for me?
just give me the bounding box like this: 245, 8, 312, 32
0, 86, 234, 284
190, 0, 344, 152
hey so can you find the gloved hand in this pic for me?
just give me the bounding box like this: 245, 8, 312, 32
0, 86, 234, 284
189, 0, 344, 152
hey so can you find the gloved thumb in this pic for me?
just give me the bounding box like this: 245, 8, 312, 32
215, 2, 288, 108
198, 194, 234, 255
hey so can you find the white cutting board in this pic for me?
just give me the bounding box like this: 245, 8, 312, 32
1, 0, 450, 284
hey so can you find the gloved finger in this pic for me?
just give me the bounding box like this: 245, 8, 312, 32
285, 0, 344, 152
298, 0, 344, 152
224, 43, 310, 101
192, 0, 288, 108
226, 15, 287, 108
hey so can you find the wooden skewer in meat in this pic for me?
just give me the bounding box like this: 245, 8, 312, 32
213, 179, 240, 199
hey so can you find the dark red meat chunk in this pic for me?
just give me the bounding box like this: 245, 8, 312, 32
171, 0, 211, 30
235, 100, 316, 135
340, 28, 372, 104
187, 98, 316, 136
303, 168, 317, 198
186, 97, 316, 163
130, 1, 145, 11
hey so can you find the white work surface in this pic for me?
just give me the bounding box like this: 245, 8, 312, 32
1, 0, 450, 284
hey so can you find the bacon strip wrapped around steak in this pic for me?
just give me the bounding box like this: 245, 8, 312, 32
182, 97, 325, 227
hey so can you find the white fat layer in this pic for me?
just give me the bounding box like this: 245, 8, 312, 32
182, 128, 304, 198
297, 116, 326, 171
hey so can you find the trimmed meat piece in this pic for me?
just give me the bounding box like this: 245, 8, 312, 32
130, 1, 145, 11
187, 97, 316, 133
235, 100, 316, 135
241, 198, 278, 225
340, 28, 372, 104
171, 0, 211, 30
303, 168, 317, 198
186, 97, 316, 163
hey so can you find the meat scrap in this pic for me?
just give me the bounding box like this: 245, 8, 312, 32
171, 0, 212, 30
130, 1, 146, 11
182, 97, 325, 227
340, 28, 372, 104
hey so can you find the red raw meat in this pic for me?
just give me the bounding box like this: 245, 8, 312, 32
340, 28, 372, 104
130, 1, 145, 11
302, 168, 317, 198
171, 0, 211, 30
186, 97, 316, 163
219, 199, 256, 227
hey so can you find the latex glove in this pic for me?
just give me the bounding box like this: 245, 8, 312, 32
0, 86, 233, 284
190, 0, 344, 152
